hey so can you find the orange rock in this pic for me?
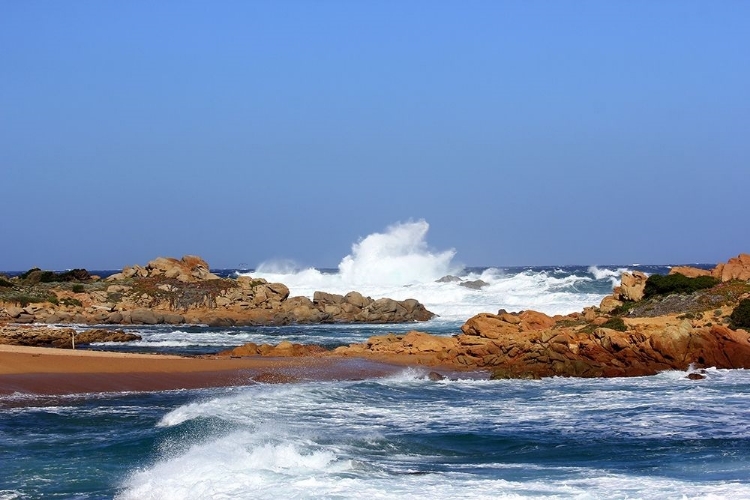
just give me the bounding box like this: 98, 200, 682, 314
619, 271, 648, 301
518, 310, 557, 331
669, 266, 711, 278
712, 253, 750, 281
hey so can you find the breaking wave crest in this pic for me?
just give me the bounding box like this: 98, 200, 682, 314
245, 220, 633, 319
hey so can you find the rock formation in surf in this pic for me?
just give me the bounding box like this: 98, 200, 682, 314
0, 256, 434, 326
226, 253, 750, 378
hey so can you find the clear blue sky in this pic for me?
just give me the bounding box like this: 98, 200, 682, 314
2, 1, 748, 270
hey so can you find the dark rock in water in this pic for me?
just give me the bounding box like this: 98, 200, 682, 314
687, 373, 706, 380
0, 325, 140, 348
206, 316, 236, 327
76, 329, 141, 344
436, 275, 462, 283
459, 279, 489, 290
427, 371, 445, 381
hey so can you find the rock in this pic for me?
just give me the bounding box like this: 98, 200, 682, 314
221, 341, 327, 358
687, 373, 706, 380
75, 329, 141, 344
344, 291, 371, 308
599, 296, 624, 314
0, 325, 136, 348
105, 312, 124, 324
669, 266, 711, 278
144, 255, 220, 282
518, 310, 557, 331
427, 371, 445, 381
1, 325, 78, 348
162, 313, 185, 324
712, 254, 750, 282
130, 309, 162, 325
313, 291, 343, 305
583, 307, 598, 322
619, 271, 648, 302
206, 316, 235, 327
14, 313, 35, 324
5, 307, 24, 318
459, 279, 488, 290
436, 275, 462, 283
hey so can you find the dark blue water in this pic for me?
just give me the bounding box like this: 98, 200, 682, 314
2, 369, 750, 499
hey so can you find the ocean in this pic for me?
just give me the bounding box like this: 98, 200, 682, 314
3, 222, 746, 499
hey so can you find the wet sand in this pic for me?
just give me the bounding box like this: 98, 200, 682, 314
0, 345, 405, 396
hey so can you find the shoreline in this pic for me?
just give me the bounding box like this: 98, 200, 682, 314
0, 345, 433, 398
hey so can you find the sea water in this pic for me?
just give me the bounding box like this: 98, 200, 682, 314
4, 220, 741, 499
3, 369, 750, 499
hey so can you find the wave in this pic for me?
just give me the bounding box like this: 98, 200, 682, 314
120, 371, 750, 499
244, 220, 630, 319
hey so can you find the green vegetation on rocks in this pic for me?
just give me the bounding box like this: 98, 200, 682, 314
643, 274, 720, 299
5, 293, 57, 307
19, 268, 92, 284
730, 299, 750, 330
601, 317, 627, 331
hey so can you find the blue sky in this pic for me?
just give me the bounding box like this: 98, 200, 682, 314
2, 1, 748, 270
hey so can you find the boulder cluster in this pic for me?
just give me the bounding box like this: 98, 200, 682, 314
0, 256, 434, 326
326, 254, 750, 377
105, 255, 221, 282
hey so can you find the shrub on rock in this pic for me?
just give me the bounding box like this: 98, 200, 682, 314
601, 317, 627, 332
730, 299, 750, 329
643, 273, 720, 299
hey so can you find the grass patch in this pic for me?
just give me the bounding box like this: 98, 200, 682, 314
600, 317, 627, 332
61, 297, 83, 307
4, 293, 57, 307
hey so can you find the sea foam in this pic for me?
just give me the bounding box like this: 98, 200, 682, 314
119, 372, 750, 500
245, 220, 622, 319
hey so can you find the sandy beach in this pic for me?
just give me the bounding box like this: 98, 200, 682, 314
0, 345, 405, 396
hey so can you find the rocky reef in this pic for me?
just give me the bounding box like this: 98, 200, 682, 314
4, 253, 750, 380
223, 254, 750, 379
0, 325, 140, 349
0, 256, 434, 326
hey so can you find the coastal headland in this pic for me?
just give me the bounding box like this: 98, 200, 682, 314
2, 254, 750, 394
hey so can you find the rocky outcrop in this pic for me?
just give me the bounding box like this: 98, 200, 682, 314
0, 256, 434, 326
0, 325, 140, 348
106, 255, 221, 282
327, 310, 750, 378
615, 271, 648, 302
713, 254, 750, 282
664, 254, 750, 282
669, 266, 711, 278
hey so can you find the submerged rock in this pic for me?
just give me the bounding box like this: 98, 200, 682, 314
459, 279, 489, 290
